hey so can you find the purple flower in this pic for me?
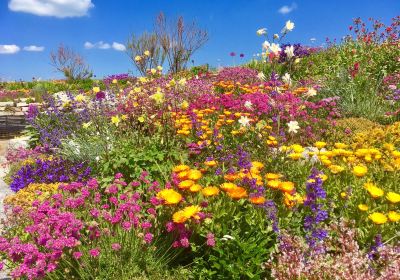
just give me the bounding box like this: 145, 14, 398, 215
206, 233, 216, 247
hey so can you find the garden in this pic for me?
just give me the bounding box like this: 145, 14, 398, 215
0, 14, 399, 280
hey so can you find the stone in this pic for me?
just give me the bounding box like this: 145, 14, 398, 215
16, 102, 28, 107
0, 102, 14, 107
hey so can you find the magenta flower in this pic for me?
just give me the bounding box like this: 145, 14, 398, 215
230, 52, 236, 57
144, 233, 153, 244
89, 248, 100, 258
73, 251, 83, 259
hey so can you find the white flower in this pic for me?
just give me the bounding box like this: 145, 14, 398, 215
301, 147, 326, 164
95, 156, 100, 162
221, 235, 235, 241
287, 121, 300, 134
269, 43, 281, 55
256, 28, 267, 36
283, 20, 295, 33
284, 45, 295, 59
282, 73, 292, 85
262, 40, 270, 50
244, 100, 253, 109
304, 87, 317, 98
238, 116, 251, 127
257, 72, 266, 81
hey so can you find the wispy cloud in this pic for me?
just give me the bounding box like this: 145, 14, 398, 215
112, 42, 126, 51
23, 45, 45, 52
84, 41, 111, 49
85, 41, 126, 51
8, 0, 94, 18
278, 3, 297, 15
0, 44, 20, 54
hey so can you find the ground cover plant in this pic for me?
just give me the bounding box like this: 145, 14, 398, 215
0, 16, 399, 280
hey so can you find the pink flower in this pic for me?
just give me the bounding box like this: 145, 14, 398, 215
144, 233, 153, 244
122, 221, 132, 231
141, 221, 152, 229
206, 233, 216, 247
89, 248, 100, 258
111, 243, 121, 251
114, 173, 124, 179
180, 237, 190, 248
73, 251, 82, 259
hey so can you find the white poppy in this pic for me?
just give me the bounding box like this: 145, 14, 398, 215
284, 45, 295, 59
256, 28, 267, 36
287, 120, 300, 134
238, 116, 251, 127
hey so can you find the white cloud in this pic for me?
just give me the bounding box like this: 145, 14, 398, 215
84, 41, 110, 49
0, 44, 20, 54
23, 45, 45, 52
278, 3, 297, 15
8, 0, 94, 18
85, 41, 125, 51
112, 42, 126, 51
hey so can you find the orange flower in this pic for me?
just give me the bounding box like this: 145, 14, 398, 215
204, 160, 217, 167
224, 173, 238, 181
249, 196, 266, 204
265, 173, 282, 180
156, 189, 182, 205
227, 187, 248, 199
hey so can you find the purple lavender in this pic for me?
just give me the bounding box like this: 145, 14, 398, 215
303, 169, 329, 250
10, 158, 91, 192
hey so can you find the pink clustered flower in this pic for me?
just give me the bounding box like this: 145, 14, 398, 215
0, 173, 166, 279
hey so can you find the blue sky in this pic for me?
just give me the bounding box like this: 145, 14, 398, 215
1, 0, 399, 81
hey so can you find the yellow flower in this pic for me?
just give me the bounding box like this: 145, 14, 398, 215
189, 184, 202, 193
279, 181, 295, 193
204, 160, 217, 167
182, 205, 201, 219
172, 211, 187, 223
368, 212, 387, 225
178, 180, 194, 190
388, 211, 400, 222
156, 189, 182, 205
173, 165, 190, 173
386, 192, 400, 204
75, 94, 85, 102
150, 68, 157, 74
289, 153, 302, 160
340, 192, 347, 199
82, 122, 92, 129
220, 182, 237, 192
364, 182, 384, 199
134, 55, 142, 62
150, 92, 164, 104
358, 204, 368, 211
112, 79, 118, 84
251, 161, 264, 170
111, 115, 121, 126
267, 180, 281, 189
93, 86, 100, 93
180, 101, 189, 109
265, 173, 282, 180
314, 141, 327, 149
157, 65, 163, 71
202, 186, 220, 197
138, 116, 145, 123
352, 165, 368, 177
187, 169, 202, 181
144, 50, 150, 56
329, 165, 345, 174
334, 142, 348, 149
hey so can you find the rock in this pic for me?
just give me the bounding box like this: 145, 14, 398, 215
16, 102, 28, 107
8, 136, 30, 150
0, 102, 14, 107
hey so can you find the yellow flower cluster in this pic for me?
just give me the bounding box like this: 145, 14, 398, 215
5, 183, 61, 209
